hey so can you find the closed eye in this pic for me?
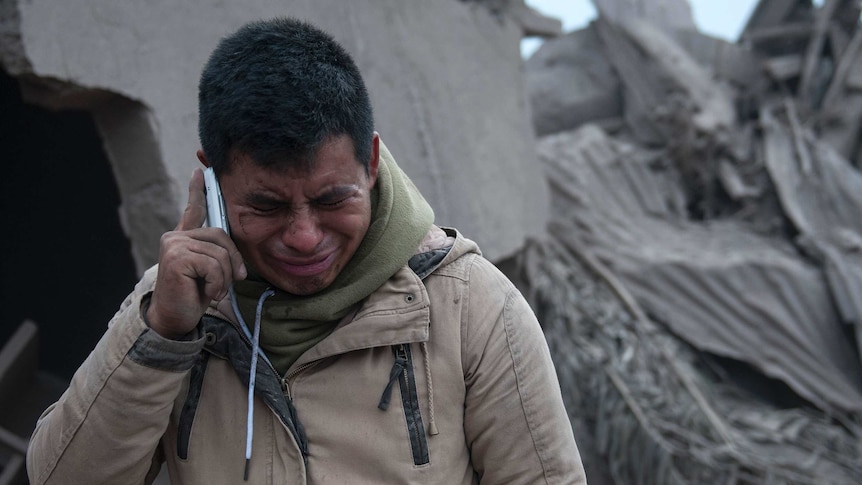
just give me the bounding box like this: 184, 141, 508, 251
244, 199, 282, 215
250, 205, 280, 214
244, 193, 285, 214
316, 197, 349, 208
315, 187, 358, 208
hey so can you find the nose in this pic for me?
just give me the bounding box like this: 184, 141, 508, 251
282, 207, 323, 254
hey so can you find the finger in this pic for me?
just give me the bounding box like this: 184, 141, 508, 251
159, 230, 233, 297
185, 237, 235, 300
185, 226, 247, 282
198, 258, 230, 302
203, 235, 246, 289
177, 168, 207, 231
183, 227, 245, 281
149, 249, 224, 333
229, 246, 248, 281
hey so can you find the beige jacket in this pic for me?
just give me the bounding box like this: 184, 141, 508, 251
27, 228, 586, 484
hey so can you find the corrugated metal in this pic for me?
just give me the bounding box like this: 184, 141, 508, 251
762, 107, 862, 352
539, 124, 862, 415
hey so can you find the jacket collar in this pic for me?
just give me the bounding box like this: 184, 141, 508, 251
207, 226, 477, 370
292, 264, 431, 368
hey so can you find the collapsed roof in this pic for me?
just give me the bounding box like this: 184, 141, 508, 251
520, 0, 862, 482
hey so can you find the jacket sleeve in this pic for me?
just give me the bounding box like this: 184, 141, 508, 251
26, 266, 206, 485
462, 257, 587, 484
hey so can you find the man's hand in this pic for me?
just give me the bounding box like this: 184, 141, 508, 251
146, 168, 246, 339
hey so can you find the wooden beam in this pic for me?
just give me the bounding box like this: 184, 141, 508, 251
798, 0, 842, 107
740, 22, 813, 44
742, 0, 808, 36
821, 27, 862, 109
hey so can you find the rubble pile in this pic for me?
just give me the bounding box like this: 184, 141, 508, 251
517, 0, 862, 482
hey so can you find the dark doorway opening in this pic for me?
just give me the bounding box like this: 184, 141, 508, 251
1, 70, 139, 380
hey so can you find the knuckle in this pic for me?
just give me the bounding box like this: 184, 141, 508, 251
159, 231, 174, 245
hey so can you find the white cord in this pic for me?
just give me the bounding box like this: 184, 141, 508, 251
233, 285, 274, 481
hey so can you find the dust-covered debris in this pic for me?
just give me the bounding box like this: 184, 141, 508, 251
521, 0, 862, 482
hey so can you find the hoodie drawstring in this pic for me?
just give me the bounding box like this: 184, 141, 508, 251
420, 341, 439, 436
229, 289, 440, 479
229, 285, 275, 481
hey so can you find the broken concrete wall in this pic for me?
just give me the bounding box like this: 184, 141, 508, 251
526, 17, 746, 146
1, 0, 549, 271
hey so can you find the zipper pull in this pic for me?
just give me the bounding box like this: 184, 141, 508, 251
378, 346, 408, 410
280, 376, 290, 399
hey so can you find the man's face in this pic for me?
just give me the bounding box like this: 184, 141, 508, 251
217, 134, 379, 295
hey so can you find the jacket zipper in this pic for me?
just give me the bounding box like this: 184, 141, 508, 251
232, 317, 428, 466
396, 344, 428, 465
230, 320, 284, 385
391, 344, 430, 466
281, 361, 318, 400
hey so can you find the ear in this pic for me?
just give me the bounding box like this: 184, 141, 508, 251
368, 133, 380, 187
196, 149, 210, 168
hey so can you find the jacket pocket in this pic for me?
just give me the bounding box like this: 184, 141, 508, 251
378, 343, 430, 466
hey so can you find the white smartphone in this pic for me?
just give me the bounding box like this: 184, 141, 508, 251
204, 167, 230, 235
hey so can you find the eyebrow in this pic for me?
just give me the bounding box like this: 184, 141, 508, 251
315, 185, 359, 203
243, 185, 359, 206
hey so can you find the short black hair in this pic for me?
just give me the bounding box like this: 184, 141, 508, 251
198, 17, 374, 174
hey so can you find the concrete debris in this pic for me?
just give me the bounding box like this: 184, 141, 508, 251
523, 0, 862, 482
672, 29, 763, 88
511, 220, 862, 484
525, 25, 622, 137
541, 125, 862, 415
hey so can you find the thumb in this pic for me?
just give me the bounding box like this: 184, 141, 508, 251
177, 168, 207, 231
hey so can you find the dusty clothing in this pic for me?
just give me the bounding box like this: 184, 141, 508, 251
27, 228, 586, 484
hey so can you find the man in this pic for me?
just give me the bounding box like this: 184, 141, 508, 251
27, 17, 586, 484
